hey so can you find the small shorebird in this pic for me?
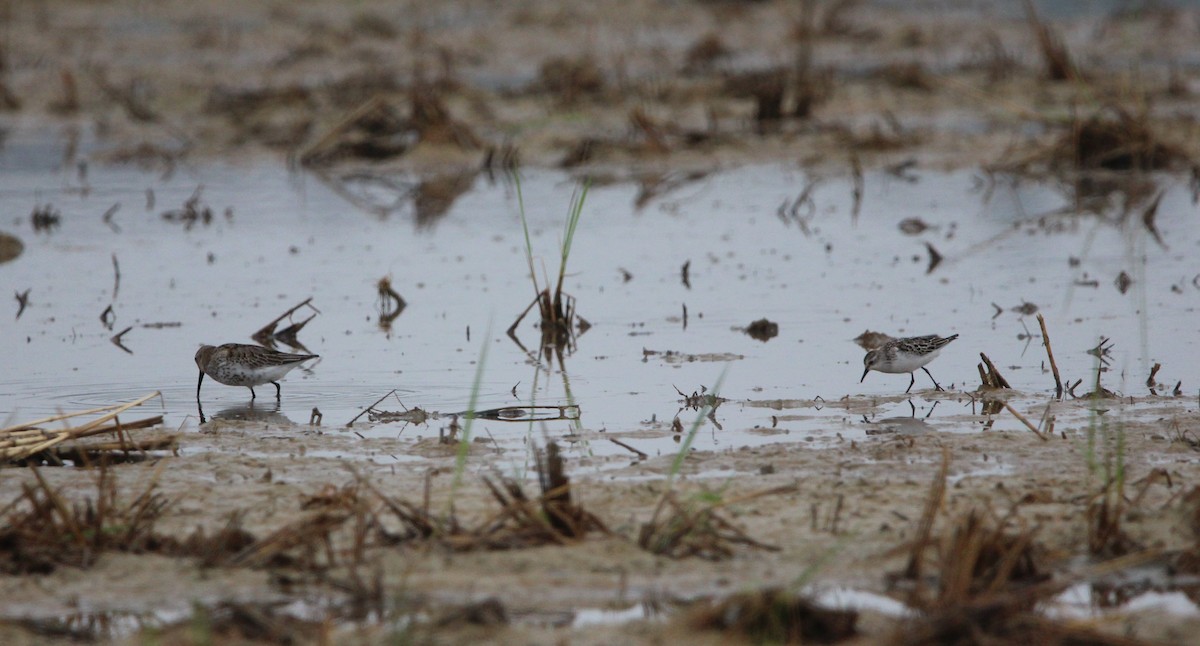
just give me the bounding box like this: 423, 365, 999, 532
195, 343, 318, 401
861, 334, 958, 393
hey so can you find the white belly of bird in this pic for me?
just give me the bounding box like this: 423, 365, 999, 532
877, 348, 941, 374
209, 362, 299, 386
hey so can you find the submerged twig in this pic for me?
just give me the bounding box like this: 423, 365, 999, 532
1141, 191, 1167, 250
346, 390, 397, 427
1035, 314, 1062, 399
925, 242, 943, 274
849, 152, 863, 224
15, 288, 31, 320
102, 203, 120, 233
376, 277, 406, 331
607, 437, 647, 459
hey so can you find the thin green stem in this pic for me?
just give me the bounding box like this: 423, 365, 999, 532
511, 171, 540, 297
451, 320, 492, 501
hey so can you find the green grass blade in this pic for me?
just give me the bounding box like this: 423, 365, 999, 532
511, 171, 539, 296
555, 180, 589, 298
451, 319, 492, 500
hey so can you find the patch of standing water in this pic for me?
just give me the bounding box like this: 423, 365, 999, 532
1, 145, 1198, 463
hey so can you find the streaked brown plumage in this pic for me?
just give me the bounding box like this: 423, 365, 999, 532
195, 343, 318, 401
861, 334, 958, 393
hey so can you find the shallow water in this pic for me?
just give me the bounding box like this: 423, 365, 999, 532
2, 131, 1198, 468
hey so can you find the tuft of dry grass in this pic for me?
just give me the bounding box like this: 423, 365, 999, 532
689, 588, 858, 643
638, 485, 794, 561
887, 448, 1158, 646
997, 106, 1196, 178
538, 56, 606, 104
0, 464, 171, 574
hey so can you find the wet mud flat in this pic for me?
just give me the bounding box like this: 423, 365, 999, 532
2, 395, 1200, 645
3, 0, 1200, 644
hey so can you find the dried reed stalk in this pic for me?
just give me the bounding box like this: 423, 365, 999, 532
1036, 314, 1062, 399
1, 392, 163, 463
1002, 402, 1048, 442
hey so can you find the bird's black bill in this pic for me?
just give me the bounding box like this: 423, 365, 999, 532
196, 370, 204, 401
860, 367, 870, 383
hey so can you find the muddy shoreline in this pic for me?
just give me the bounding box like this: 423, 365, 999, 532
3, 1, 1200, 644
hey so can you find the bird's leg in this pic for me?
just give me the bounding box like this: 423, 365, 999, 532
272, 381, 282, 400
249, 386, 257, 400
922, 367, 944, 391
906, 373, 916, 393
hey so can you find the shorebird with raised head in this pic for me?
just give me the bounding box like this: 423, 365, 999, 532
861, 334, 958, 393
195, 343, 318, 402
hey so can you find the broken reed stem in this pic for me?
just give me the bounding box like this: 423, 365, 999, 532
1003, 401, 1049, 441
30, 466, 88, 548
0, 417, 164, 452
253, 297, 317, 340
299, 96, 389, 165
607, 437, 647, 459
703, 484, 800, 513
2, 392, 163, 462
345, 389, 397, 427
979, 353, 1012, 389
1036, 314, 1063, 399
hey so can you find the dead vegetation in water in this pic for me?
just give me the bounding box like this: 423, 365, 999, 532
742, 318, 779, 342
375, 276, 406, 333
508, 180, 591, 365
0, 392, 172, 466
30, 203, 61, 233
251, 297, 320, 350
975, 352, 1011, 390
160, 185, 228, 230
13, 287, 31, 320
